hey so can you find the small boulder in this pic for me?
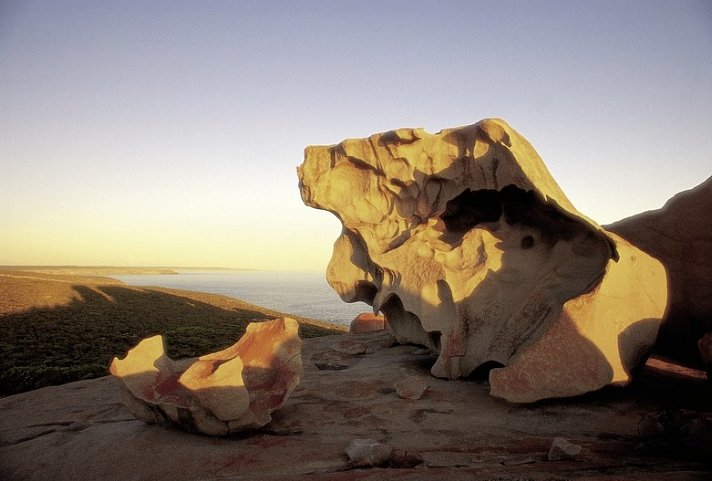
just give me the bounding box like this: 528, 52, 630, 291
547, 437, 582, 461
350, 313, 387, 334
394, 376, 429, 400
311, 349, 353, 370
110, 318, 302, 435
345, 438, 393, 467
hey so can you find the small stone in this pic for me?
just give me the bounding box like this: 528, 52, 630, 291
311, 350, 353, 370
345, 438, 392, 467
389, 448, 423, 468
547, 437, 582, 461
394, 376, 429, 400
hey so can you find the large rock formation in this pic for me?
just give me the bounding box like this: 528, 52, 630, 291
109, 317, 302, 435
298, 118, 668, 402
607, 176, 712, 367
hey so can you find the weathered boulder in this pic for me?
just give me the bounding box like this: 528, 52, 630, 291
607, 176, 712, 367
298, 118, 668, 402
350, 312, 388, 333
109, 317, 302, 435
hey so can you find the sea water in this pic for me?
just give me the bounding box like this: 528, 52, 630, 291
114, 271, 371, 326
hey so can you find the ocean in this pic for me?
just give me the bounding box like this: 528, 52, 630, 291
113, 271, 372, 327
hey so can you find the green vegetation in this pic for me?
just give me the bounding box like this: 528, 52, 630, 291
0, 281, 343, 395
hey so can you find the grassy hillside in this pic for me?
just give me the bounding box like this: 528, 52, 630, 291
0, 271, 345, 395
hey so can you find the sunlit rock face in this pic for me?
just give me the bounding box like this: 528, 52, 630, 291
298, 118, 668, 402
607, 176, 712, 368
109, 318, 302, 435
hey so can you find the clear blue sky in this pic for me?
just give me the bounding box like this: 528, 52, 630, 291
1, 0, 710, 270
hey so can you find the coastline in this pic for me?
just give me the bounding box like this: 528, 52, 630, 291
0, 269, 345, 395
0, 265, 256, 276
114, 270, 370, 326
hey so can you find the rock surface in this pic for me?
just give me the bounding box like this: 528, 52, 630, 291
345, 438, 393, 467
1, 331, 711, 480
109, 317, 302, 435
394, 375, 429, 400
298, 118, 668, 402
607, 176, 712, 367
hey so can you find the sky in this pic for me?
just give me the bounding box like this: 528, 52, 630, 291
1, 1, 710, 271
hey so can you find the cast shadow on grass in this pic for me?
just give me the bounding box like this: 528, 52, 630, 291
0, 284, 338, 395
